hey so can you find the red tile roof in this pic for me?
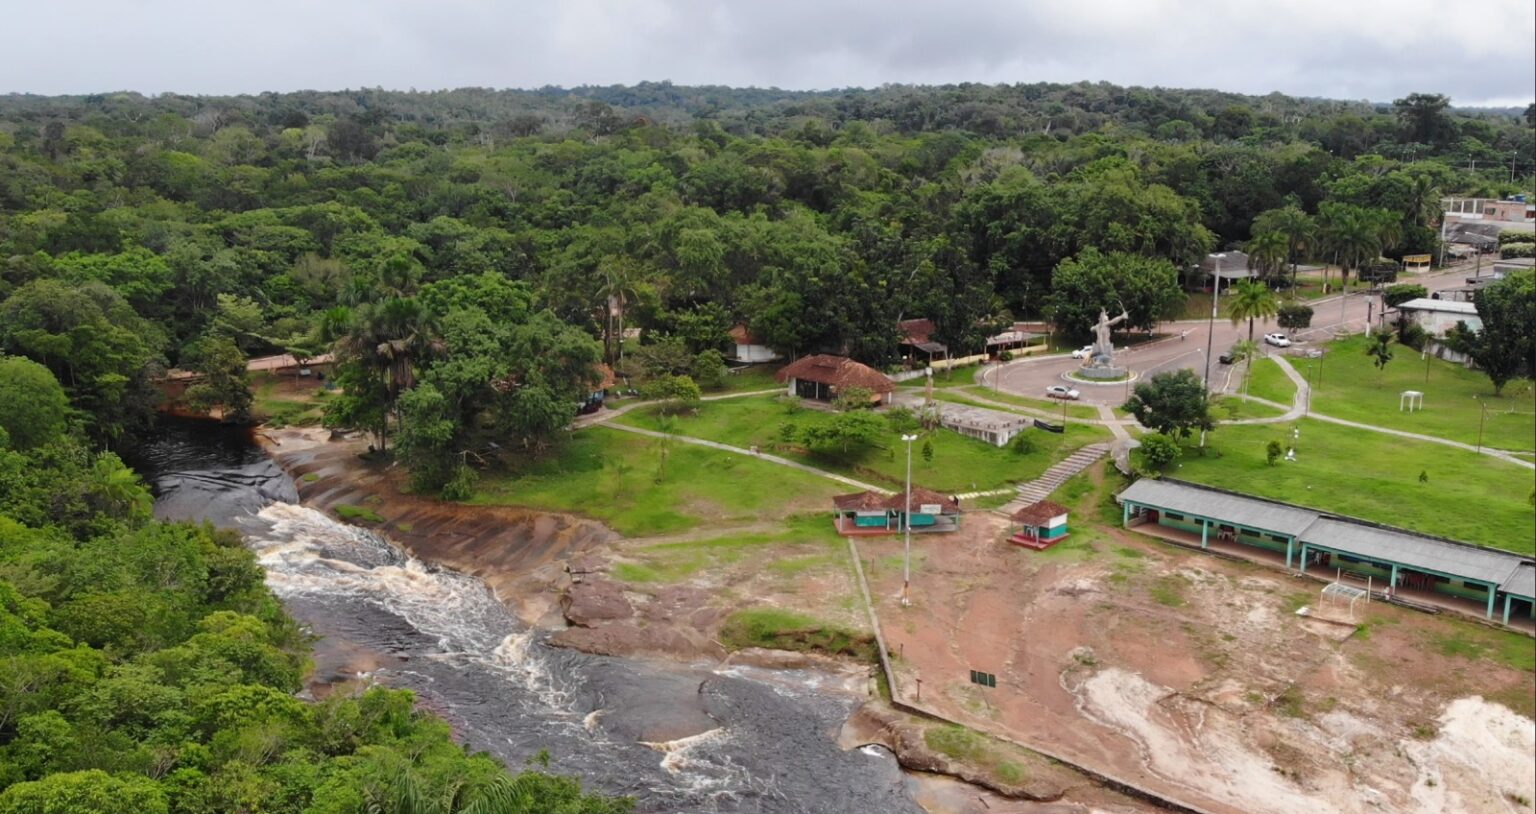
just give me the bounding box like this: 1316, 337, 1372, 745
729, 324, 761, 345
775, 354, 894, 393
1011, 500, 1070, 525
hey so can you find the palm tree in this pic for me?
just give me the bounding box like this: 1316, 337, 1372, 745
331, 297, 439, 452
1403, 174, 1442, 230
1244, 231, 1289, 284
1261, 206, 1314, 292
1228, 280, 1280, 343
1320, 207, 1383, 292
596, 257, 642, 365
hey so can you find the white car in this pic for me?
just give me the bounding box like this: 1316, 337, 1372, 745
1263, 333, 1292, 348
1071, 345, 1094, 359
1045, 385, 1081, 400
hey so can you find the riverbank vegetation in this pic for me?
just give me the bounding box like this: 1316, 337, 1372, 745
0, 360, 628, 811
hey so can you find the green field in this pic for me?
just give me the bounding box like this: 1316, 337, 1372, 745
615, 395, 1111, 493
1295, 335, 1535, 452
895, 365, 983, 388
1243, 357, 1298, 406
1172, 419, 1535, 554
469, 427, 841, 536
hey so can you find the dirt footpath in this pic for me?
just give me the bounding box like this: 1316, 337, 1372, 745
858, 509, 1536, 814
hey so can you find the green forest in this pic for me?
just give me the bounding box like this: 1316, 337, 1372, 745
0, 82, 1532, 811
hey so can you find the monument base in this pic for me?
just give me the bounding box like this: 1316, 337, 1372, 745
1070, 366, 1129, 382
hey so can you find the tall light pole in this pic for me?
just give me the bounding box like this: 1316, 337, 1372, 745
1201, 254, 1224, 449
900, 433, 918, 607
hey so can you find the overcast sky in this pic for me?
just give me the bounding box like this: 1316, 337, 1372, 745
5, 0, 1533, 107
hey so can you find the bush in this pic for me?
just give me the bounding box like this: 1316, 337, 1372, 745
1138, 433, 1182, 471
1383, 283, 1428, 309
1501, 242, 1535, 259
1498, 231, 1535, 246
885, 406, 921, 433
832, 385, 875, 411
690, 349, 728, 390
641, 374, 702, 414
1266, 439, 1284, 466
1277, 303, 1314, 332
1007, 431, 1038, 456
1397, 320, 1428, 350
998, 350, 1014, 362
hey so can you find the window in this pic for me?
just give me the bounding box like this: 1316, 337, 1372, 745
1165, 512, 1185, 521
969, 670, 997, 688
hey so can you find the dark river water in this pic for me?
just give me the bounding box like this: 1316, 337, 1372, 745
127, 418, 923, 814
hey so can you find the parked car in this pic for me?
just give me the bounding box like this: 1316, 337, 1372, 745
1045, 385, 1081, 400
1071, 345, 1094, 359
1263, 333, 1292, 348
1218, 348, 1237, 364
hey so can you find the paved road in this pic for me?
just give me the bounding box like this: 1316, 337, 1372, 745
988, 263, 1482, 406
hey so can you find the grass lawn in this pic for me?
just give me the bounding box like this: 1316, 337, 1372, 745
895, 364, 983, 388
1244, 357, 1297, 406
1212, 396, 1287, 421
953, 386, 1105, 420
615, 395, 1112, 493
1171, 418, 1535, 554
468, 427, 840, 536
710, 363, 784, 394
1297, 335, 1535, 452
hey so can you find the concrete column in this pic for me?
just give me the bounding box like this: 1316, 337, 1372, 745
1504, 594, 1513, 626
1285, 537, 1294, 569
1122, 501, 1131, 526
1300, 544, 1309, 575
1485, 585, 1496, 619
1390, 564, 1399, 590
1200, 519, 1209, 549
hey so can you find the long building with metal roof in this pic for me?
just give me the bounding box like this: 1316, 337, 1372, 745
1117, 479, 1535, 628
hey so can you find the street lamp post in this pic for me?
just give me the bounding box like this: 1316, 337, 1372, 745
1201, 255, 1225, 450
1475, 399, 1487, 453
900, 433, 918, 606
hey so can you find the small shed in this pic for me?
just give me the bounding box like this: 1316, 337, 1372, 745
1009, 500, 1070, 550
728, 324, 780, 363
776, 354, 894, 405
832, 487, 961, 536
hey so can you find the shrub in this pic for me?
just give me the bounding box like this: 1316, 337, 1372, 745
1266, 439, 1284, 466
1498, 231, 1535, 246
1501, 242, 1535, 259
1277, 303, 1314, 332
832, 385, 875, 411
1397, 320, 1427, 350
1007, 431, 1037, 456
641, 374, 702, 414
1138, 433, 1181, 471
690, 349, 729, 390
885, 406, 921, 433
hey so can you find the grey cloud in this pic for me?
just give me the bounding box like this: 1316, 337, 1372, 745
2, 0, 1530, 105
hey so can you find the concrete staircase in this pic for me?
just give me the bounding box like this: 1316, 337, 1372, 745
997, 443, 1111, 515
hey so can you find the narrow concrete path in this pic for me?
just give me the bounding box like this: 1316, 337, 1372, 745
600, 421, 892, 494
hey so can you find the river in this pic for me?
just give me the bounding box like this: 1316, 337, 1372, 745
127, 418, 925, 814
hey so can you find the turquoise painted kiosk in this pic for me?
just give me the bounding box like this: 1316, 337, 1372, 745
1010, 500, 1070, 551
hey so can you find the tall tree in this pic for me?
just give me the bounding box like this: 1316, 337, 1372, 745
1244, 231, 1289, 283
1253, 206, 1315, 291
1122, 369, 1214, 441
1392, 93, 1454, 146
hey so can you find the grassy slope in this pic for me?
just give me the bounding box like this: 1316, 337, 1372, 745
1297, 335, 1535, 452
468, 427, 841, 536
615, 396, 1111, 493
1172, 419, 1535, 555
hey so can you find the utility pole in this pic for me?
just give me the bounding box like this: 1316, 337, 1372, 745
900, 433, 918, 607
1476, 400, 1487, 453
